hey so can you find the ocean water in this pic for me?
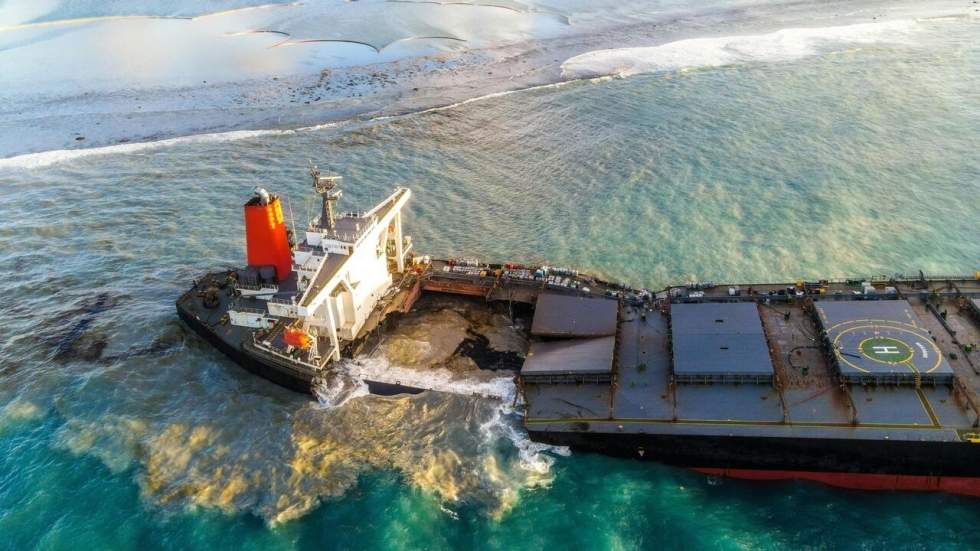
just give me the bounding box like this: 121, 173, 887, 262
1, 12, 979, 551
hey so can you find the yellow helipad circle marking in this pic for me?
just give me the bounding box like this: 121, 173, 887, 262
832, 322, 943, 373
824, 316, 919, 334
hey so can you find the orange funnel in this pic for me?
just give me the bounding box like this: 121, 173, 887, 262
244, 192, 292, 281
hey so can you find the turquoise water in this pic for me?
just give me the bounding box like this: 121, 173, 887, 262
2, 15, 980, 550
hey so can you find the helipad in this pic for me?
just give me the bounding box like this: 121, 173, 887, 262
815, 300, 954, 385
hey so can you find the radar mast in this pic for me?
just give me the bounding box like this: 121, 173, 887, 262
309, 161, 343, 230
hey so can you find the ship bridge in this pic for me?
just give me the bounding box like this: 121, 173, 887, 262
224, 168, 413, 367
294, 186, 412, 362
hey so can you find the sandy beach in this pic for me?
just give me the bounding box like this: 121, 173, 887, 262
0, 0, 971, 165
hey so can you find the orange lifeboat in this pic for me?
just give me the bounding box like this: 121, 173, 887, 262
283, 327, 312, 349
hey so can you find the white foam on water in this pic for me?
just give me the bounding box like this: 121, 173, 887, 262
2, 17, 925, 171
336, 354, 573, 477
560, 20, 923, 79
311, 364, 370, 408
0, 121, 339, 170
916, 14, 973, 22
312, 355, 570, 475
481, 399, 570, 475
380, 76, 613, 122
323, 355, 518, 402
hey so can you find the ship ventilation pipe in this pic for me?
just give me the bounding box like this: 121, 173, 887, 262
244, 189, 292, 282
253, 187, 271, 205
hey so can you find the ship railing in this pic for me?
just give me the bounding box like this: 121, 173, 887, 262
435, 270, 493, 281
674, 373, 774, 385
953, 377, 980, 427
752, 274, 975, 286
657, 275, 979, 300
839, 372, 955, 386
501, 275, 544, 286
309, 214, 377, 243
268, 296, 296, 305
877, 273, 977, 283
228, 300, 267, 315
521, 373, 612, 385
313, 229, 362, 243
236, 281, 279, 291
251, 333, 328, 370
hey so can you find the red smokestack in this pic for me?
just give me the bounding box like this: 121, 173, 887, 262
244, 189, 292, 281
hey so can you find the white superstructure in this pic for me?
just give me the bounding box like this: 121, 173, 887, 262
297, 185, 412, 359
227, 168, 413, 367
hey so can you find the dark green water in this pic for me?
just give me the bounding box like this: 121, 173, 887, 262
1, 14, 979, 550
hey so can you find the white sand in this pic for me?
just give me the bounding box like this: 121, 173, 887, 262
0, 0, 969, 163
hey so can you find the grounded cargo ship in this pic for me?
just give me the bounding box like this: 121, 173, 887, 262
177, 168, 980, 496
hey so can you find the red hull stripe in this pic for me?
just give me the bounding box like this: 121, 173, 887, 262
692, 468, 980, 496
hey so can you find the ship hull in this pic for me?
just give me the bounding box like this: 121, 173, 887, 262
177, 301, 430, 396
177, 304, 314, 393
527, 429, 980, 496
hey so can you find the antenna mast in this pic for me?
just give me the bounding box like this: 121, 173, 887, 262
309, 161, 343, 230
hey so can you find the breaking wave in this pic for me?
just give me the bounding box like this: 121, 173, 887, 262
560, 20, 922, 79
311, 362, 371, 408
0, 122, 338, 170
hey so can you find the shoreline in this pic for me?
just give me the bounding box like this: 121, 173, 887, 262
0, 0, 970, 167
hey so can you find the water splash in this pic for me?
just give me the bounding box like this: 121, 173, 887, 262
0, 121, 339, 170
311, 362, 370, 408
308, 353, 570, 518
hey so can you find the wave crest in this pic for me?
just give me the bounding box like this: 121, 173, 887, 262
0, 122, 338, 170
560, 20, 921, 79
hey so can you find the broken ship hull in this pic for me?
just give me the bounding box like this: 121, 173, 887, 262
516, 274, 980, 497
178, 263, 980, 497
174, 176, 980, 498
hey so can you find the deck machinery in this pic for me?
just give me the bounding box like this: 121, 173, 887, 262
177, 171, 980, 495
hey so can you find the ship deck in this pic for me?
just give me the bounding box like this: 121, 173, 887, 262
179, 249, 980, 444
418, 263, 980, 444
522, 292, 980, 443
